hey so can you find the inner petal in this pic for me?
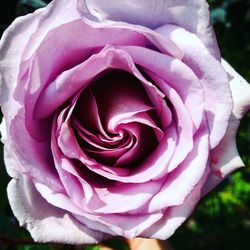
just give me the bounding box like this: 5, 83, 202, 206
71, 70, 161, 168
90, 70, 154, 133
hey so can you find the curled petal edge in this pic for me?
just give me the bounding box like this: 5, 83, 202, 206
7, 176, 107, 244
203, 59, 250, 194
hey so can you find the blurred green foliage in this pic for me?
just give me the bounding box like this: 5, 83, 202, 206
16, 0, 47, 16
0, 0, 249, 249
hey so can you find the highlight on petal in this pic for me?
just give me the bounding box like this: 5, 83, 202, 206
156, 25, 233, 148
143, 166, 210, 239
222, 59, 250, 119
7, 176, 106, 244
203, 60, 250, 194
0, 0, 80, 117
84, 0, 220, 58
34, 181, 163, 238
148, 120, 209, 212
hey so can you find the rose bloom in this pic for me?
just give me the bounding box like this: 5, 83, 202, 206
0, 0, 249, 245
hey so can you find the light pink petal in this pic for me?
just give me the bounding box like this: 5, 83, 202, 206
89, 180, 163, 214
84, 0, 220, 58
148, 73, 194, 174
61, 158, 163, 215
0, 0, 84, 148
62, 158, 95, 205
0, 118, 24, 178
7, 109, 63, 192
20, 0, 82, 62
120, 45, 204, 131
74, 211, 163, 239
51, 110, 94, 208
203, 59, 250, 194
0, 0, 80, 118
142, 166, 210, 239
156, 25, 233, 148
35, 44, 144, 119
7, 176, 106, 244
222, 59, 250, 120
78, 7, 182, 59
23, 19, 145, 141
34, 181, 163, 238
148, 119, 209, 212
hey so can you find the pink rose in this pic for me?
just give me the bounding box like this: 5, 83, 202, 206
0, 0, 249, 245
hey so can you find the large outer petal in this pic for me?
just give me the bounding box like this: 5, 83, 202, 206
0, 0, 85, 184
84, 0, 220, 59
7, 176, 107, 244
0, 0, 81, 118
142, 166, 210, 239
34, 182, 163, 238
156, 25, 232, 149
203, 60, 250, 194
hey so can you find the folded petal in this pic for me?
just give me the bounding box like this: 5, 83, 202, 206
84, 0, 220, 58
148, 73, 194, 174
142, 166, 210, 239
222, 59, 250, 119
121, 45, 204, 132
203, 60, 250, 194
8, 109, 63, 192
0, 0, 81, 121
7, 176, 106, 244
34, 181, 163, 238
156, 25, 233, 148
148, 118, 209, 212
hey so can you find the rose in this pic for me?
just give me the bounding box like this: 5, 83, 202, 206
1, 0, 249, 244
0, 0, 249, 245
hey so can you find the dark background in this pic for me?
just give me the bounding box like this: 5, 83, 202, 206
0, 0, 249, 249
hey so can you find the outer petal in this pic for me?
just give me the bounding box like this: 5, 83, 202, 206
7, 176, 106, 244
84, 0, 220, 58
203, 60, 250, 194
222, 60, 250, 119
156, 25, 233, 148
0, 1, 92, 180
142, 166, 210, 239
34, 182, 163, 238
121, 45, 204, 131
147, 118, 209, 212
0, 118, 23, 178
0, 0, 81, 117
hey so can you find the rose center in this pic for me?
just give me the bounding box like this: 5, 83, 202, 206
71, 70, 162, 168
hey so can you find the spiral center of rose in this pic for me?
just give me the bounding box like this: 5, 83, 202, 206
70, 70, 163, 168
